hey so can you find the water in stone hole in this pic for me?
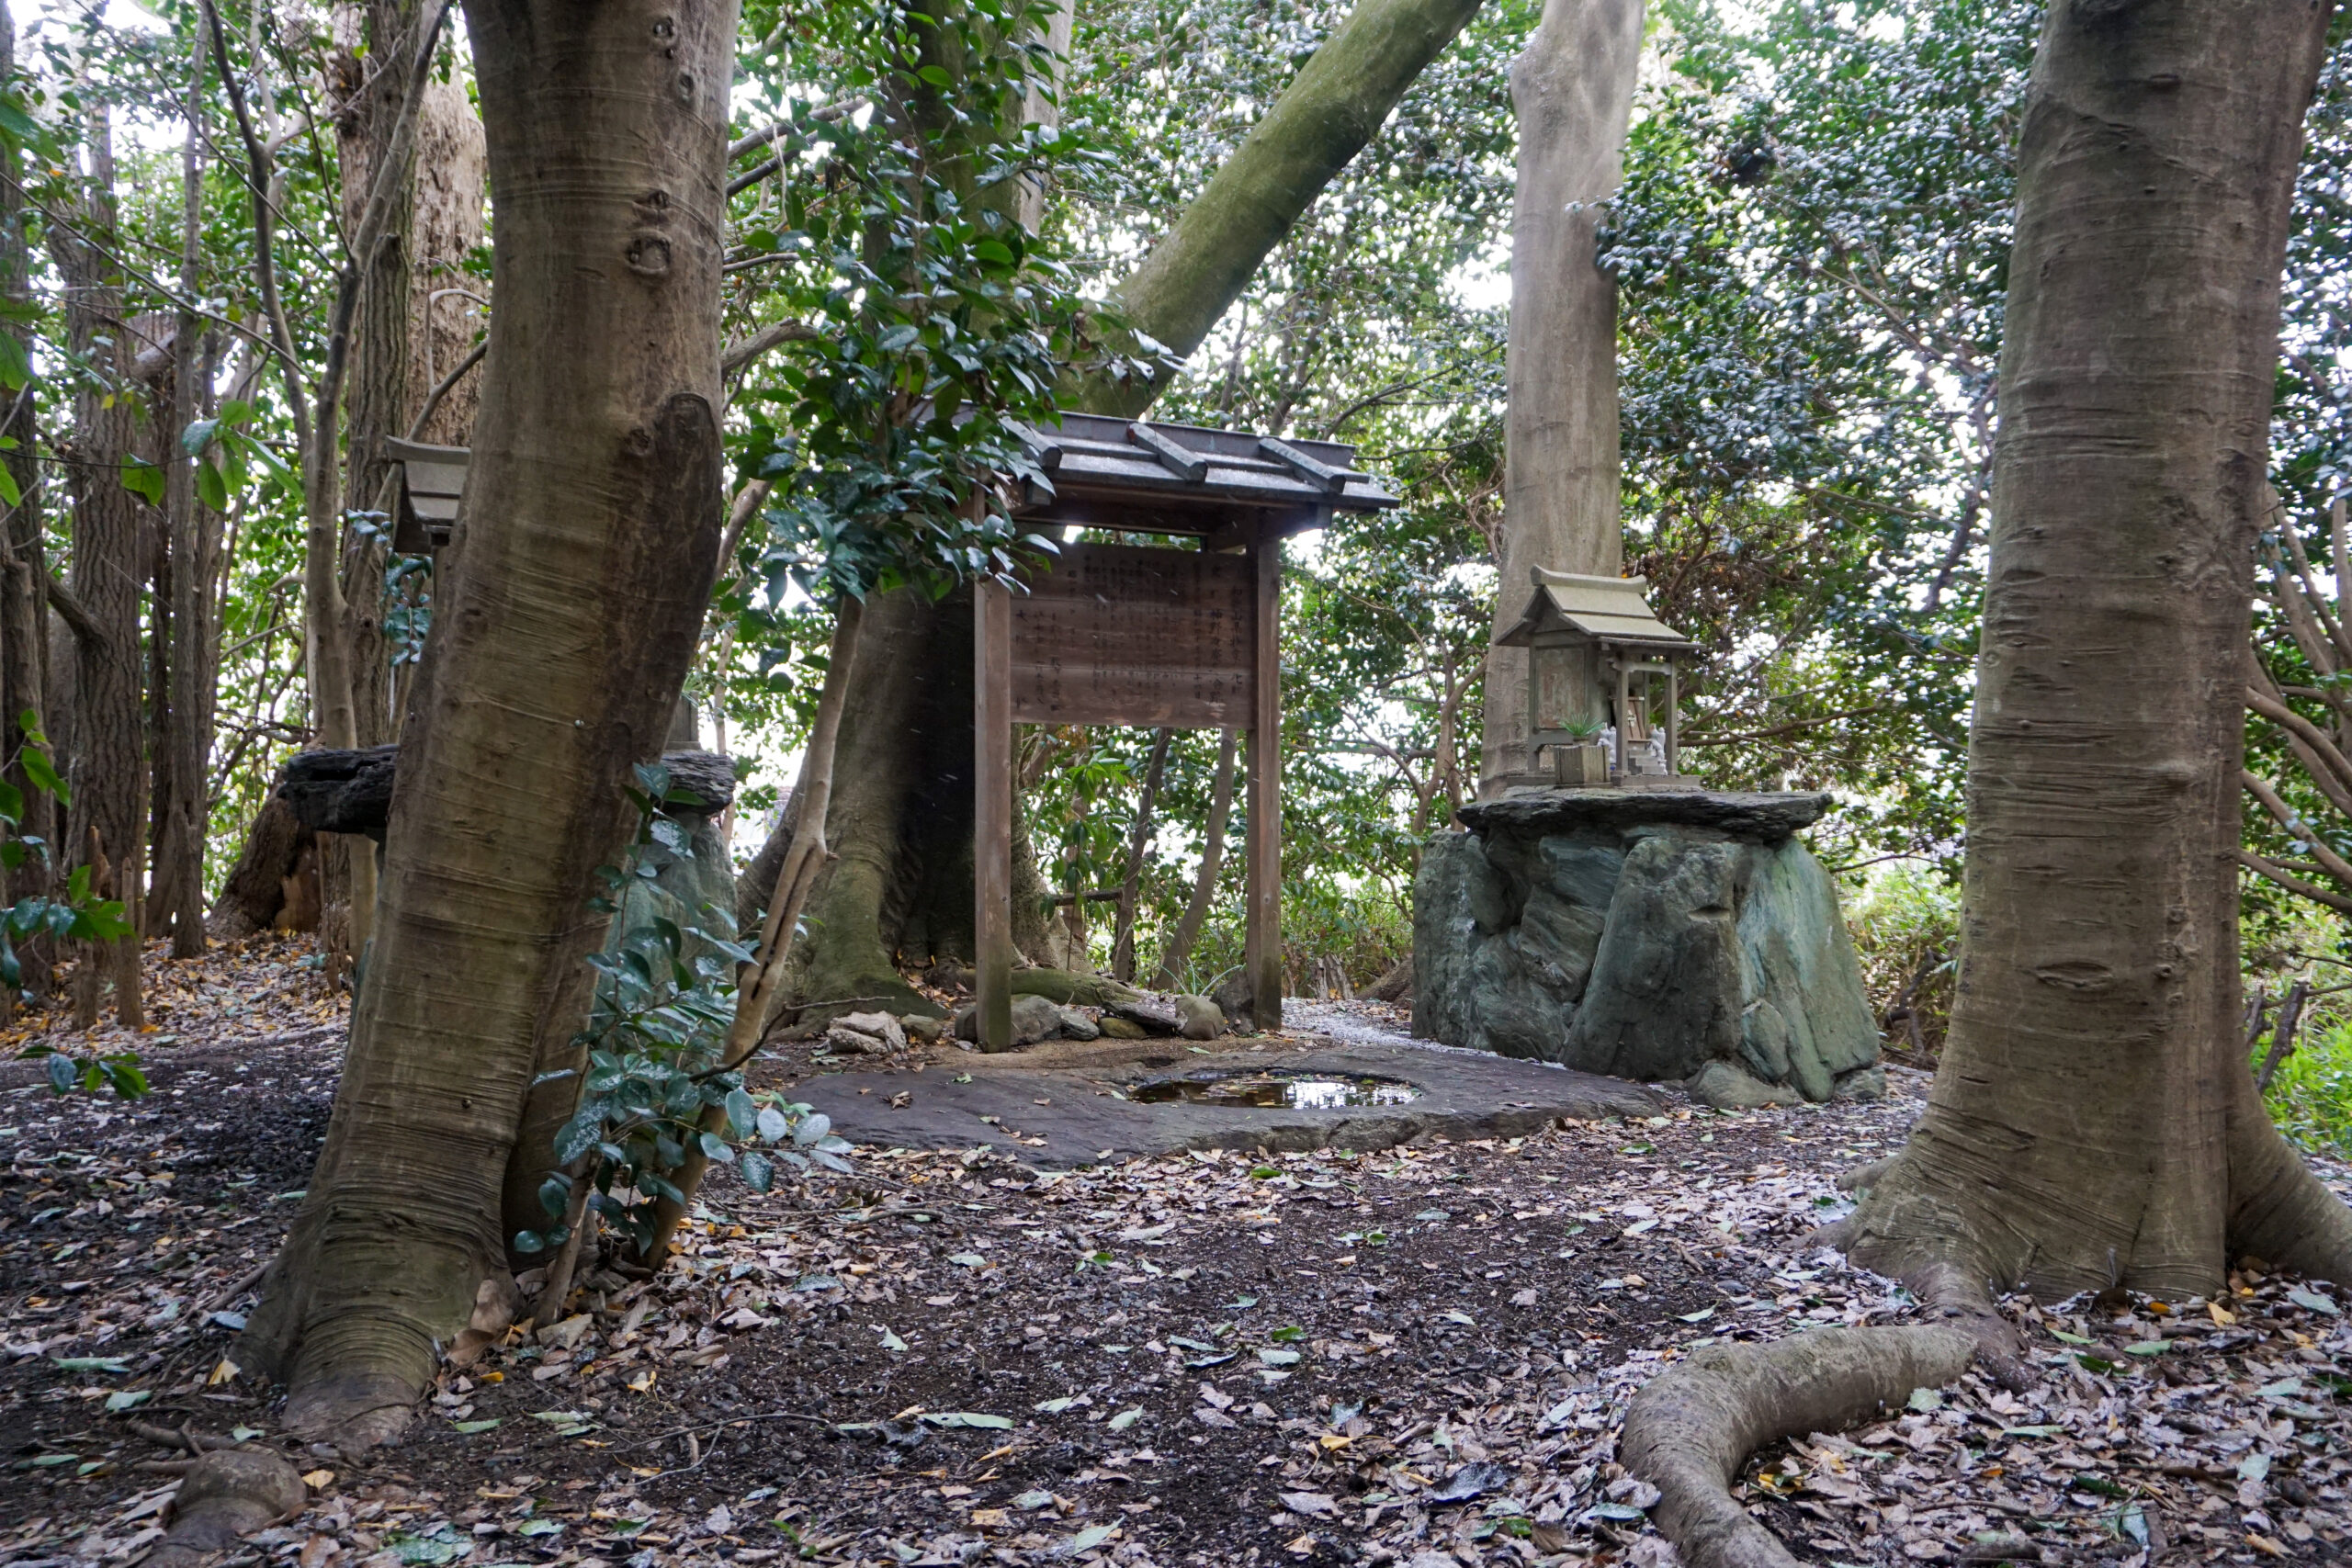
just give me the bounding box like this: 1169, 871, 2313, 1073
1131, 1074, 1420, 1109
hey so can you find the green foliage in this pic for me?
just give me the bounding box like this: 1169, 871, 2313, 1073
1844, 865, 1958, 1060
2, 711, 141, 1096
2260, 1017, 2352, 1156
1606, 0, 2034, 868
516, 764, 848, 1260
728, 0, 1151, 604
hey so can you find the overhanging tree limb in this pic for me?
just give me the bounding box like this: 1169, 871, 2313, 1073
1075, 0, 1489, 415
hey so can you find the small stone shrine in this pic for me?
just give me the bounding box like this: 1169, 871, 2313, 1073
1413, 789, 1883, 1106
1419, 572, 1881, 1106
1493, 569, 1700, 788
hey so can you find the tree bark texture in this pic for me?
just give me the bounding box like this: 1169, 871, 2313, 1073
335, 0, 424, 756
0, 1, 51, 964
1844, 0, 2352, 1303
242, 0, 734, 1439
775, 588, 981, 1020
51, 107, 145, 1028
161, 41, 213, 957
1478, 0, 1643, 793
334, 6, 487, 748
1110, 727, 1170, 982
207, 791, 315, 937
763, 0, 1479, 1014
409, 83, 490, 446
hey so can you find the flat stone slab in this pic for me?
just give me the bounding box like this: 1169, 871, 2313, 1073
779, 1040, 1664, 1168
1458, 788, 1830, 842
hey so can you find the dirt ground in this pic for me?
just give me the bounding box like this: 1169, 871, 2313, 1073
8, 936, 2352, 1568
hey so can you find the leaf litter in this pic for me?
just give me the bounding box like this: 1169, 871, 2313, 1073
5, 958, 2352, 1565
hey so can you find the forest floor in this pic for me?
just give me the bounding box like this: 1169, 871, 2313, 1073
6, 935, 2352, 1568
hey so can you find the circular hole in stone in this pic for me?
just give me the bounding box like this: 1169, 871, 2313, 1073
1130, 1073, 1421, 1109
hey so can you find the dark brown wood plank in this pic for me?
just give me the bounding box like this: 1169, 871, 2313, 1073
1245, 540, 1283, 1031
975, 579, 1015, 1053
1010, 543, 1255, 728
1014, 491, 1327, 539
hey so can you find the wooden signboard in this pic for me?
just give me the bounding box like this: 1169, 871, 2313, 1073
976, 537, 1282, 1050
967, 416, 1398, 1055
1010, 544, 1255, 728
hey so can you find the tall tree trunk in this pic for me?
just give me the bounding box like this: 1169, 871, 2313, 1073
1844, 0, 2352, 1304
199, 62, 487, 942
1477, 0, 1643, 794
0, 0, 52, 990
51, 107, 144, 1029
760, 0, 1485, 1014
405, 80, 489, 446
160, 36, 211, 957
1111, 727, 1170, 982
1014, 0, 1075, 232
1154, 726, 1238, 989
326, 0, 425, 973
1627, 17, 2352, 1562
240, 0, 734, 1442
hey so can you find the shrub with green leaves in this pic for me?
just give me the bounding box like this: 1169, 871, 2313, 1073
515, 763, 848, 1261
2260, 1016, 2352, 1156
1845, 865, 1959, 1058
3, 708, 142, 1098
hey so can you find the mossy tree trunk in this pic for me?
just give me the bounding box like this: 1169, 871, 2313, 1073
240, 0, 734, 1442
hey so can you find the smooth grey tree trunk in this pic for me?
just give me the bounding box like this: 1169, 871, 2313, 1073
1479, 0, 1645, 794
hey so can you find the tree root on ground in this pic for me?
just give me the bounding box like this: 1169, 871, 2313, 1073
1621, 1324, 1975, 1568
143, 1448, 308, 1568
1834, 1156, 1894, 1194
282, 1370, 419, 1447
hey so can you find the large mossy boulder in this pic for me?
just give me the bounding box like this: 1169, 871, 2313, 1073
1412, 789, 1880, 1104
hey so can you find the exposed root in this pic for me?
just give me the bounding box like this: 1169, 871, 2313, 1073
1901, 1258, 2031, 1391
143, 1447, 308, 1568
1835, 1156, 1895, 1194
281, 1371, 416, 1447
2227, 1062, 2352, 1286
126, 1419, 240, 1453
1622, 1325, 1976, 1568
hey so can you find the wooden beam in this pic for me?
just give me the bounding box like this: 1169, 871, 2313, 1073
1246, 539, 1283, 1032
1009, 419, 1063, 472
1257, 435, 1352, 492
1125, 421, 1209, 482
975, 578, 1015, 1053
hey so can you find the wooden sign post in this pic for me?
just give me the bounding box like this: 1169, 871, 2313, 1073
971, 415, 1397, 1052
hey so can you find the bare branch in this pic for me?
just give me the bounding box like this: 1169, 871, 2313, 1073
2243, 770, 2352, 890
44, 570, 101, 645
403, 338, 487, 444
722, 319, 819, 375
2248, 688, 2352, 800
2238, 847, 2352, 916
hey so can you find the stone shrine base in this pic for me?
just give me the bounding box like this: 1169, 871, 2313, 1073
1412, 788, 1883, 1107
